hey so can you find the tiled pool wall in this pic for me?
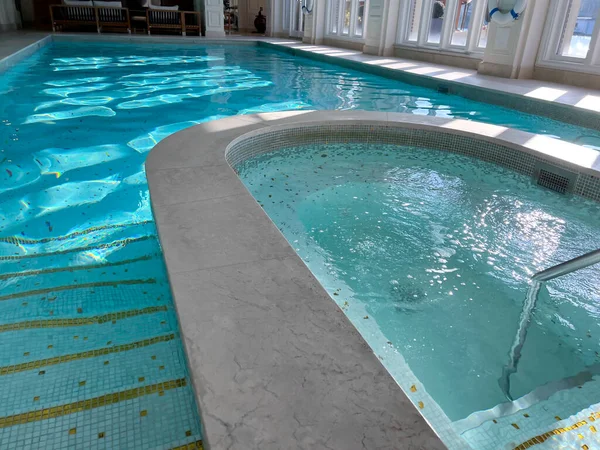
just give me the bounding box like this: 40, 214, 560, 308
462, 380, 600, 449
226, 123, 600, 203
226, 121, 600, 450
258, 41, 600, 133
0, 223, 204, 449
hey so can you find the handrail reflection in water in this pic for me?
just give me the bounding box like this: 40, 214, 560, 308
499, 249, 600, 400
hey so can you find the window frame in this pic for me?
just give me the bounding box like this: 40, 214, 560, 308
326, 0, 368, 41
395, 0, 489, 56
341, 0, 353, 35
353, 0, 366, 38
537, 0, 600, 74
328, 0, 342, 34
447, 0, 488, 50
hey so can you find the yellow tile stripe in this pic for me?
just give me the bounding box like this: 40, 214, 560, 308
0, 306, 168, 333
170, 440, 204, 450
0, 221, 152, 245
513, 412, 600, 449
0, 278, 156, 302
0, 333, 175, 375
0, 255, 153, 281
0, 235, 155, 261
0, 378, 186, 428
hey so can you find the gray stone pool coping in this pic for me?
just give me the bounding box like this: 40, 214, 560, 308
146, 110, 600, 450
0, 32, 52, 72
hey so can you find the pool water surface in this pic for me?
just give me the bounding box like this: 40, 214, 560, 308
1, 40, 599, 449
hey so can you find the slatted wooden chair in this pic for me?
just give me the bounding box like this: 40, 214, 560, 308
146, 9, 201, 36
182, 10, 201, 35
97, 6, 131, 33
50, 4, 130, 33
50, 5, 98, 32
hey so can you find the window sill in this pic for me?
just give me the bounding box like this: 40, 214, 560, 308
325, 33, 366, 43
393, 43, 484, 59
536, 58, 600, 76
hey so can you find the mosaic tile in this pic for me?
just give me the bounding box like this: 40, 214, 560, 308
227, 124, 600, 204
0, 220, 202, 448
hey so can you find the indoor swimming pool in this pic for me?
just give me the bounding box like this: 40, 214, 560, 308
0, 40, 599, 449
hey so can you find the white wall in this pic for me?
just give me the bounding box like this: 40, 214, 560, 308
0, 0, 20, 31
237, 0, 267, 32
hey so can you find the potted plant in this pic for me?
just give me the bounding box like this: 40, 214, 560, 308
254, 6, 266, 33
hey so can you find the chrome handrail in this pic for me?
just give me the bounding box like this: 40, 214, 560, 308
532, 248, 600, 281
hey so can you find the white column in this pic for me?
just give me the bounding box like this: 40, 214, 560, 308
303, 0, 326, 44
272, 0, 290, 37
478, 0, 550, 78
265, 0, 277, 35
199, 0, 226, 37
303, 11, 314, 42
363, 0, 400, 55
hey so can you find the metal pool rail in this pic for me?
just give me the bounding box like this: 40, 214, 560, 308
532, 248, 600, 282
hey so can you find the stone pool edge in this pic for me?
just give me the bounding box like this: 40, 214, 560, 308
146, 111, 600, 450
0, 34, 52, 72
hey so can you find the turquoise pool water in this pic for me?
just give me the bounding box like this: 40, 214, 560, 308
236, 142, 600, 448
0, 40, 599, 449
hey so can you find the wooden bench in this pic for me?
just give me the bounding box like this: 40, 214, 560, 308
50, 5, 98, 32
146, 9, 201, 36
49, 4, 131, 33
